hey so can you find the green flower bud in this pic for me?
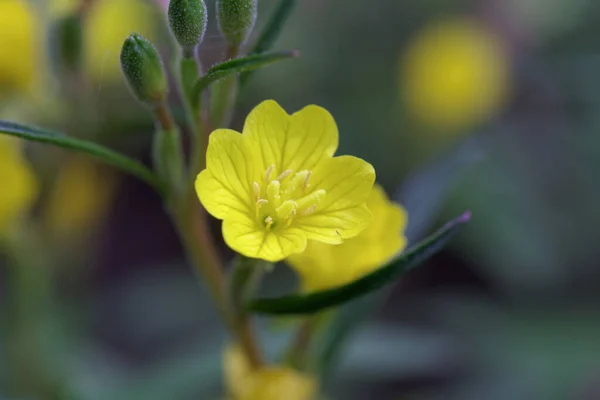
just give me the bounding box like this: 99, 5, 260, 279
120, 33, 167, 105
50, 14, 84, 74
216, 0, 258, 48
168, 0, 208, 55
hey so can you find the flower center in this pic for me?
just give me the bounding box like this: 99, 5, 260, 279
253, 164, 326, 231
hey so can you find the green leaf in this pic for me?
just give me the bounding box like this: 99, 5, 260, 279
241, 0, 298, 86
317, 139, 484, 385
247, 212, 471, 315
0, 120, 164, 194
191, 50, 298, 100
250, 0, 298, 54
250, 0, 298, 55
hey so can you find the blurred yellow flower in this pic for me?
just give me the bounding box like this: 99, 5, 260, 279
0, 0, 39, 94
0, 139, 38, 233
196, 100, 375, 262
400, 17, 510, 132
224, 345, 317, 400
287, 185, 408, 292
44, 155, 119, 237
52, 0, 158, 81
0, 0, 156, 97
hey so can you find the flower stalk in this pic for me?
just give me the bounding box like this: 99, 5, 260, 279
162, 10, 264, 365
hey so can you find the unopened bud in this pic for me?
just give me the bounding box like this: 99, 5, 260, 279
168, 0, 208, 56
120, 33, 167, 105
216, 0, 258, 48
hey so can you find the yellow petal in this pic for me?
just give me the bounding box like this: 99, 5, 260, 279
222, 216, 307, 262
296, 205, 371, 244
288, 184, 408, 292
196, 129, 256, 220
312, 156, 375, 211
243, 100, 339, 174
295, 155, 375, 242
368, 186, 408, 243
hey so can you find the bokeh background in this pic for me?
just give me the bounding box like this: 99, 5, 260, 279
2, 0, 600, 399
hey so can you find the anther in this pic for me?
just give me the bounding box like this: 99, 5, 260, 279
266, 180, 280, 197
277, 169, 292, 181
264, 164, 275, 182
253, 182, 261, 201
256, 199, 268, 208
296, 189, 326, 210
303, 171, 312, 191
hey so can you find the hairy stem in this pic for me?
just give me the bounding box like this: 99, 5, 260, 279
170, 50, 264, 369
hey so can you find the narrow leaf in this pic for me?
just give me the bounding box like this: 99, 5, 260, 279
0, 120, 164, 194
191, 51, 298, 100
241, 0, 298, 86
318, 139, 484, 385
250, 0, 297, 55
247, 212, 471, 315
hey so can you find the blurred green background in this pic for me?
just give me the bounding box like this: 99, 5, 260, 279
2, 0, 600, 399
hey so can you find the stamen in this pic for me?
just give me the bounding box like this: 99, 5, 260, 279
285, 171, 309, 194
277, 169, 292, 181
256, 167, 326, 231
266, 180, 282, 209
296, 189, 326, 210
264, 164, 275, 182
253, 182, 261, 201
303, 171, 312, 191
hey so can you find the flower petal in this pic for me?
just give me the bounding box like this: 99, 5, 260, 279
295, 155, 375, 243
312, 155, 375, 210
368, 184, 408, 237
296, 205, 372, 244
243, 100, 339, 174
223, 216, 307, 262
196, 129, 255, 220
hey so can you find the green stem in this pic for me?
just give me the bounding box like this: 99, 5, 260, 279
169, 50, 264, 369
169, 196, 264, 368
176, 55, 206, 184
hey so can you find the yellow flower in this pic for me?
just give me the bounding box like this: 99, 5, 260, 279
0, 139, 38, 233
223, 345, 317, 400
287, 185, 408, 292
0, 0, 39, 95
44, 155, 119, 238
400, 17, 510, 132
196, 100, 376, 262
51, 0, 157, 81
